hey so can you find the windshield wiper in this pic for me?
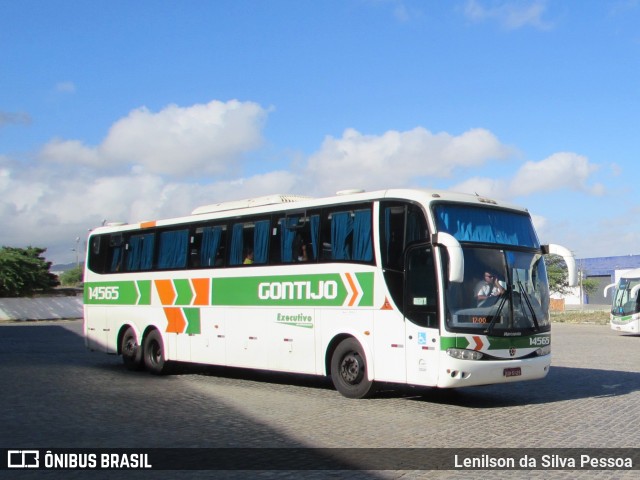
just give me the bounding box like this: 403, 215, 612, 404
484, 288, 508, 336
518, 280, 540, 331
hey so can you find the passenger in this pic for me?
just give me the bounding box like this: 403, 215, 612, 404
292, 234, 308, 262
243, 248, 254, 265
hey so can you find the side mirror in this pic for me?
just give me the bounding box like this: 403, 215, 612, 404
542, 244, 577, 287
603, 283, 615, 298
431, 232, 464, 283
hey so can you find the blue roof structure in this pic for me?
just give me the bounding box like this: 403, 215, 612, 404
578, 255, 640, 278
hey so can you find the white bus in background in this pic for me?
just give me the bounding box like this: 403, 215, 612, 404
606, 268, 640, 333
83, 188, 576, 398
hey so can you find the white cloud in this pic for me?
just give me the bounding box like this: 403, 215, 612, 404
463, 0, 552, 30
449, 177, 509, 198
448, 152, 602, 200
40, 100, 268, 177
303, 127, 512, 195
41, 139, 101, 166
508, 152, 601, 196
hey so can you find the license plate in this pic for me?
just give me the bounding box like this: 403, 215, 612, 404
504, 367, 521, 377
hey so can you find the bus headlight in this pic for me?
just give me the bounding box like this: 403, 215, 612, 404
535, 345, 551, 356
446, 348, 484, 360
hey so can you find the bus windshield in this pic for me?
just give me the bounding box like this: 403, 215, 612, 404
612, 278, 640, 316
445, 247, 550, 335
434, 203, 540, 248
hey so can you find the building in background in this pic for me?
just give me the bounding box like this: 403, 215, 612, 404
563, 255, 640, 307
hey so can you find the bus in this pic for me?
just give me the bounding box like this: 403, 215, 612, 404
83, 188, 576, 398
606, 269, 640, 333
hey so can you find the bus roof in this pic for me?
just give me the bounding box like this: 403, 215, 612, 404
191, 194, 313, 215
90, 188, 528, 234
618, 268, 640, 280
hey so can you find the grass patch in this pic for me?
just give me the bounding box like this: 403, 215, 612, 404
550, 309, 610, 325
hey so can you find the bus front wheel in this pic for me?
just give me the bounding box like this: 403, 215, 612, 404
330, 338, 376, 399
121, 327, 143, 371
143, 330, 167, 375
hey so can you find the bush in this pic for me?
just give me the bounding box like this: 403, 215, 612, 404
59, 265, 84, 287
0, 246, 59, 297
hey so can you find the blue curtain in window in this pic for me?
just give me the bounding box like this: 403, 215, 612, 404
230, 223, 244, 266
407, 209, 423, 243
280, 217, 298, 263
352, 210, 372, 261
201, 226, 223, 267
157, 230, 188, 269
253, 220, 270, 264
110, 247, 122, 272
435, 205, 539, 247
126, 233, 155, 271
331, 212, 353, 260
310, 215, 319, 260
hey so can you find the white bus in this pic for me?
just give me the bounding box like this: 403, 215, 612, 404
606, 269, 640, 333
83, 188, 576, 398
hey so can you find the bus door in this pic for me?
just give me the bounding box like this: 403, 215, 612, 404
404, 243, 440, 387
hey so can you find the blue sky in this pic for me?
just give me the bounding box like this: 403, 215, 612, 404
1, 0, 639, 264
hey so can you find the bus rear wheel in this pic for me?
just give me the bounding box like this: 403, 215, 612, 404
121, 327, 143, 371
330, 338, 376, 399
143, 330, 167, 375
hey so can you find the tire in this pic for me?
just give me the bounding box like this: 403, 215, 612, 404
330, 338, 376, 399
121, 327, 143, 371
143, 329, 167, 375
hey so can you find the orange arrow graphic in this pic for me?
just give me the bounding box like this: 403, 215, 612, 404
165, 307, 186, 333
471, 336, 484, 351
344, 273, 358, 307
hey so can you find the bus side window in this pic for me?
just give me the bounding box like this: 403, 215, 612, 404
404, 245, 438, 328
193, 225, 226, 268
278, 213, 319, 263
87, 235, 106, 273
125, 233, 155, 271
229, 219, 270, 266
157, 229, 189, 269
322, 206, 373, 263
381, 202, 429, 309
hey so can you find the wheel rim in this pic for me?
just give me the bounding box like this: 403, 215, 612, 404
123, 336, 137, 358
340, 352, 364, 385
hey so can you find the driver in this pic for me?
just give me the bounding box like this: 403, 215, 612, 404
475, 271, 506, 306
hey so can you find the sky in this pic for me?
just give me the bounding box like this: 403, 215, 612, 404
1, 0, 639, 265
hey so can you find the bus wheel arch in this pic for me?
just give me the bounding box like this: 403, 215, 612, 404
328, 336, 376, 399
142, 328, 168, 375
118, 325, 143, 371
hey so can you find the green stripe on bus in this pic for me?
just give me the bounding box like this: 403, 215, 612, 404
84, 273, 374, 308
84, 281, 151, 305
440, 333, 550, 351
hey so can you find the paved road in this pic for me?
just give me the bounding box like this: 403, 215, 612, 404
1, 320, 639, 479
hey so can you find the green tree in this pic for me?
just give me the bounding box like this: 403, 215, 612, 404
545, 254, 572, 296
0, 246, 59, 297
581, 276, 599, 299
59, 264, 83, 286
